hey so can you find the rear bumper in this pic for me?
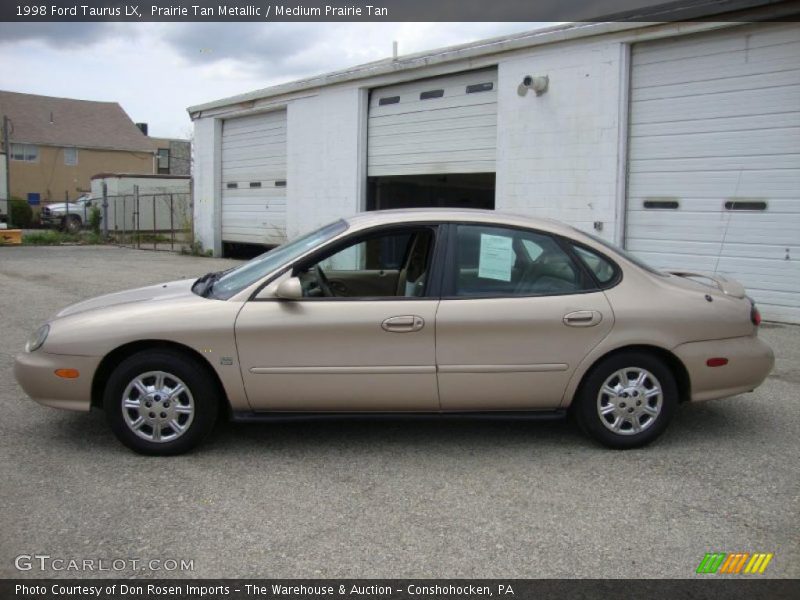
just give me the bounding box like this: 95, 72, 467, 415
673, 336, 774, 402
14, 351, 100, 412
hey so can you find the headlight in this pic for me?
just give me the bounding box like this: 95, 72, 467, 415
25, 324, 50, 352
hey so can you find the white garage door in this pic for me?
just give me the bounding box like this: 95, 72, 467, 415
626, 23, 800, 323
368, 68, 497, 176
221, 110, 287, 245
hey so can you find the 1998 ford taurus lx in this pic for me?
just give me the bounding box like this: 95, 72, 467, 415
15, 209, 774, 454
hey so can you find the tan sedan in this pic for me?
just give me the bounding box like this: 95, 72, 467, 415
15, 210, 774, 454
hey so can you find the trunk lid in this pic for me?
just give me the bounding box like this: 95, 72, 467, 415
665, 270, 746, 299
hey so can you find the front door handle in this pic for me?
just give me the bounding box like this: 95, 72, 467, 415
382, 315, 425, 333
563, 310, 602, 327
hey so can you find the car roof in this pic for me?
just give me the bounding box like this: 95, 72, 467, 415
344, 208, 576, 237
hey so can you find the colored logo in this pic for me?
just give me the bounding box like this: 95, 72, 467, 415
696, 552, 773, 574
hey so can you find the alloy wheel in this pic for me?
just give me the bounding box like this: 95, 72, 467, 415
596, 367, 663, 435
121, 371, 195, 443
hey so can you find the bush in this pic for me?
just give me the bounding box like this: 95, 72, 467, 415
88, 206, 102, 235
10, 197, 33, 228
23, 231, 78, 245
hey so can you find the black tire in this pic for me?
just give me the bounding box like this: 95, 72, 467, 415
573, 352, 677, 449
104, 350, 219, 455
62, 215, 81, 233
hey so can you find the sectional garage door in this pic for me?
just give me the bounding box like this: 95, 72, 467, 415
368, 68, 498, 176
626, 23, 800, 323
221, 110, 287, 245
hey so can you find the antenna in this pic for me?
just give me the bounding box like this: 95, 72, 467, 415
392, 40, 398, 60
713, 170, 743, 274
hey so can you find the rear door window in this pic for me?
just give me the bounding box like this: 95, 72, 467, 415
448, 224, 593, 297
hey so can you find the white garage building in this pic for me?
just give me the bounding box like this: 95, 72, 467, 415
189, 11, 800, 323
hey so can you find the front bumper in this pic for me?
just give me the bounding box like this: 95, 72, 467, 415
673, 335, 774, 402
40, 215, 62, 226
14, 351, 101, 412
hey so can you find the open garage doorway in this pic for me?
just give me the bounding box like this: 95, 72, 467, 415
366, 173, 495, 212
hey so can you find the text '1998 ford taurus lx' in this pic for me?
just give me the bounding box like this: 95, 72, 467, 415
15, 209, 774, 454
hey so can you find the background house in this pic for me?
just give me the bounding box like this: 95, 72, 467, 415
189, 10, 799, 323
0, 91, 189, 207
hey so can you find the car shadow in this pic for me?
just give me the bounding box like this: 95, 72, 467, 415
44, 396, 769, 456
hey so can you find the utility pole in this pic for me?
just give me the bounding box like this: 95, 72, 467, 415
101, 181, 108, 238
2, 115, 11, 228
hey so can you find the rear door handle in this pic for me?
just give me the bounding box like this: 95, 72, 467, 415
382, 315, 425, 333
563, 310, 602, 327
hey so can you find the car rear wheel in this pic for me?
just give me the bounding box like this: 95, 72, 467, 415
573, 352, 677, 449
104, 350, 219, 455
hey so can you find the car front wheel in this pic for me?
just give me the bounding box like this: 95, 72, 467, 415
62, 215, 81, 233
573, 352, 677, 449
104, 350, 219, 455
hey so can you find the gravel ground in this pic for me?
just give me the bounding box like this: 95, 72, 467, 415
0, 245, 797, 579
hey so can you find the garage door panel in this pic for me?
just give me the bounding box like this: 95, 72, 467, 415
632, 51, 800, 89
625, 239, 791, 260
628, 170, 800, 198
631, 110, 800, 137
631, 85, 800, 124
632, 67, 800, 102
629, 154, 800, 173
225, 153, 286, 170
222, 192, 287, 203
632, 40, 800, 85
369, 113, 497, 138
222, 110, 287, 245
627, 197, 800, 213
368, 68, 497, 176
370, 95, 496, 119
222, 137, 286, 152
626, 213, 800, 241
632, 22, 799, 64
630, 128, 799, 159
369, 148, 497, 167
368, 161, 495, 177
369, 130, 497, 154
626, 24, 800, 323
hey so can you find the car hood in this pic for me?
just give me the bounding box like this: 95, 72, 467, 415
56, 278, 197, 317
45, 202, 85, 213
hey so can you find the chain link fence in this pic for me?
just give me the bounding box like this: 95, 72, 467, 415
106, 192, 192, 252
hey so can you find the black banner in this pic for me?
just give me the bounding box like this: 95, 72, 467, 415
1, 0, 796, 22
3, 580, 800, 600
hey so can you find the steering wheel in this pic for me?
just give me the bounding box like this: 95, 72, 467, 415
314, 265, 335, 297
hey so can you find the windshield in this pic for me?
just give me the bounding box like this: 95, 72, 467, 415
574, 228, 667, 277
210, 219, 349, 299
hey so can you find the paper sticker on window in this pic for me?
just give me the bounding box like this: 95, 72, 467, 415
478, 234, 514, 281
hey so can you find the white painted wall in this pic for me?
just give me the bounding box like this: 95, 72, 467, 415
495, 38, 623, 242
192, 117, 222, 255
286, 86, 365, 240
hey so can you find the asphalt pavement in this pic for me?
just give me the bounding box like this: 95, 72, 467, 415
0, 245, 797, 579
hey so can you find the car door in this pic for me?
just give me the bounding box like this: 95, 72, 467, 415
235, 225, 442, 412
435, 223, 614, 411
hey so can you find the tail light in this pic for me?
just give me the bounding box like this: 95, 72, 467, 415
750, 301, 761, 327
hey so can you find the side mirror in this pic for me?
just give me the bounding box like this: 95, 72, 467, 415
275, 277, 303, 300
